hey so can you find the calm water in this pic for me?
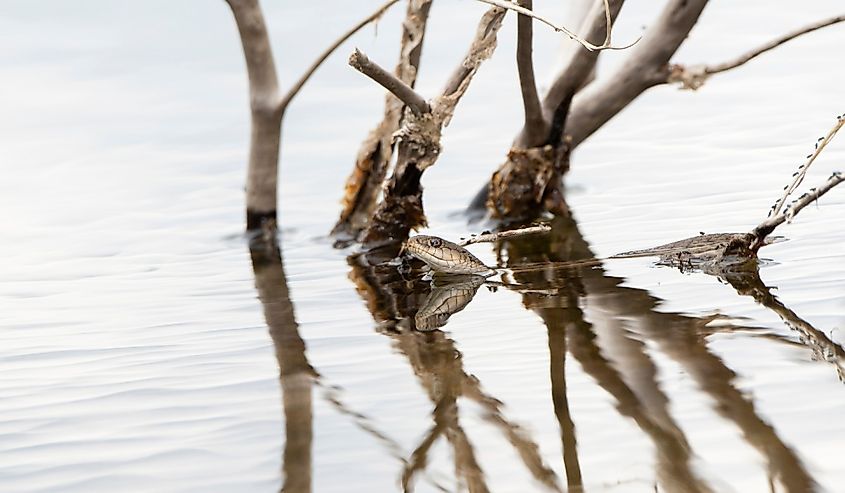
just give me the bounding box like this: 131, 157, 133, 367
1, 1, 844, 492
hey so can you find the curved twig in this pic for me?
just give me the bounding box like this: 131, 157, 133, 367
474, 0, 638, 51
708, 15, 845, 75
278, 0, 401, 111
670, 14, 845, 90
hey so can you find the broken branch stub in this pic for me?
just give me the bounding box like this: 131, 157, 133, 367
349, 49, 431, 116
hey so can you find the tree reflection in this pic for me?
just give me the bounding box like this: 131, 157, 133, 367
249, 237, 316, 493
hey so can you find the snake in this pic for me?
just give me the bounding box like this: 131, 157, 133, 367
402, 232, 766, 276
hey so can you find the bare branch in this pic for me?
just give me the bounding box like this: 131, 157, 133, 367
540, 0, 626, 127
669, 14, 845, 90
768, 115, 845, 218
332, 0, 433, 240
278, 0, 401, 111
435, 6, 507, 128
459, 224, 551, 246
226, 0, 284, 228
516, 0, 547, 144
474, 0, 637, 51
709, 15, 845, 74
349, 49, 431, 116
751, 171, 844, 250
565, 0, 709, 148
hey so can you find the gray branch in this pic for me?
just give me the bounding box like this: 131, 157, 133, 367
564, 0, 709, 148
349, 49, 431, 116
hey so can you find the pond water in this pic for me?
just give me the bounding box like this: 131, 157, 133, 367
1, 1, 844, 492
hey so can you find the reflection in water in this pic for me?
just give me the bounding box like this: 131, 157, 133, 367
416, 275, 486, 331
258, 208, 837, 491
348, 248, 562, 492
723, 270, 845, 384
499, 211, 821, 492
250, 238, 316, 493
342, 200, 834, 491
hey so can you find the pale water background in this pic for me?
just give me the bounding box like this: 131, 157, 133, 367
1, 1, 844, 492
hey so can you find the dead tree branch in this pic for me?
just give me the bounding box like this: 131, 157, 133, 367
669, 15, 845, 90
564, 0, 709, 148
768, 114, 844, 218
360, 6, 507, 246
332, 0, 432, 242
459, 224, 551, 246
227, 0, 401, 230
749, 115, 845, 250
227, 0, 284, 230
543, 0, 625, 141
349, 49, 431, 115
751, 171, 844, 250
516, 0, 547, 145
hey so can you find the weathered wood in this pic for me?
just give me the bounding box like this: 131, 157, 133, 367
332, 0, 432, 241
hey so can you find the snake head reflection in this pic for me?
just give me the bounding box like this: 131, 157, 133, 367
415, 275, 486, 331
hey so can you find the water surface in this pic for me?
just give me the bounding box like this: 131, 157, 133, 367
2, 1, 844, 492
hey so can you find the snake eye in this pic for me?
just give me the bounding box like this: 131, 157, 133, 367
428, 238, 442, 248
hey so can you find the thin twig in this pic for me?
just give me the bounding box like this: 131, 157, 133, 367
474, 0, 638, 51
751, 171, 844, 249
669, 14, 845, 90
708, 15, 845, 75
278, 0, 401, 111
459, 224, 551, 246
349, 49, 431, 115
768, 115, 845, 218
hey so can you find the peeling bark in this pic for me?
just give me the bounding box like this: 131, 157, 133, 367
359, 7, 507, 247
332, 1, 433, 242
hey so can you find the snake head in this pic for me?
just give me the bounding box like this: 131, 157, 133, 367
403, 235, 494, 276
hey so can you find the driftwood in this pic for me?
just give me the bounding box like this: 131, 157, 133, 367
225, 0, 400, 231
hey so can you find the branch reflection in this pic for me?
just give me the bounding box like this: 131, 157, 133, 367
249, 238, 316, 493
499, 211, 819, 492
348, 247, 562, 492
